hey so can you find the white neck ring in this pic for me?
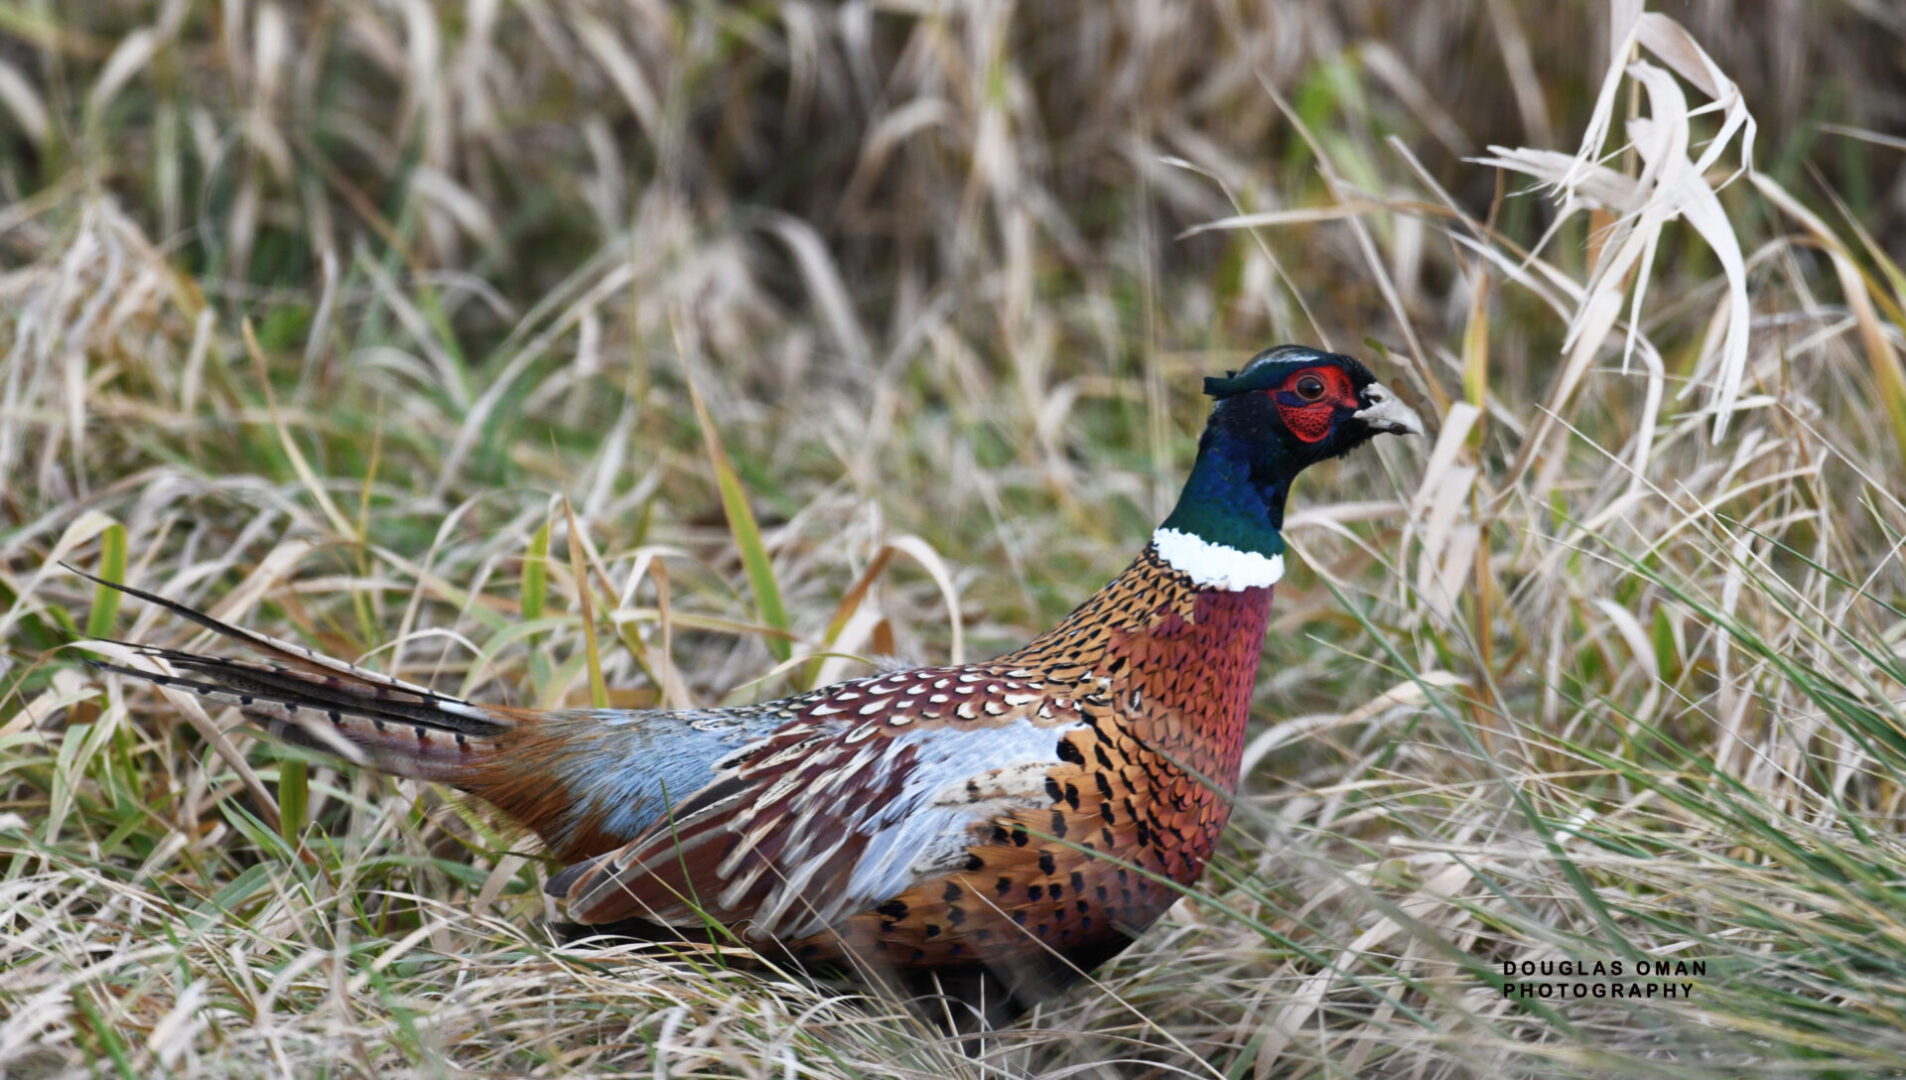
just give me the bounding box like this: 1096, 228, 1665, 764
1151, 527, 1285, 591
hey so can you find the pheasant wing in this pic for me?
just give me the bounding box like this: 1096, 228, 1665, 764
549, 663, 1092, 947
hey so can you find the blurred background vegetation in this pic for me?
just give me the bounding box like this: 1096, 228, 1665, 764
5, 1, 1906, 1077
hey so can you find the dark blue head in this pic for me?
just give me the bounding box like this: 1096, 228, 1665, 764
1161, 345, 1421, 560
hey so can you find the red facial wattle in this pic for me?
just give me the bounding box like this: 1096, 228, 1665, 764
1277, 400, 1334, 442
1271, 366, 1358, 444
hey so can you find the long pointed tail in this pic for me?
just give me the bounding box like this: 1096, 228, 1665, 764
69, 565, 516, 784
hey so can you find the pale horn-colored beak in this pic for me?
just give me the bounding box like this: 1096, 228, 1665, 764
1353, 382, 1424, 436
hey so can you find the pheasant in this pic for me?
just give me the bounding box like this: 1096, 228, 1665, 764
78, 344, 1420, 1025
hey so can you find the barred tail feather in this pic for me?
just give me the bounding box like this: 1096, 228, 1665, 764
70, 565, 516, 784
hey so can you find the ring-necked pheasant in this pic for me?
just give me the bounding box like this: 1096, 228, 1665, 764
77, 344, 1420, 1025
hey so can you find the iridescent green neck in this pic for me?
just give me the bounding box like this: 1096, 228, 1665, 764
1152, 432, 1289, 591
1158, 433, 1287, 559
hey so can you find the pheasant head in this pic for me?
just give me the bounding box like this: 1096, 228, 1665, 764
1155, 345, 1423, 590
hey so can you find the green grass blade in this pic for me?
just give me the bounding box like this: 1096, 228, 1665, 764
84, 522, 126, 639
688, 379, 791, 662
563, 497, 609, 710
522, 519, 551, 622
277, 758, 307, 849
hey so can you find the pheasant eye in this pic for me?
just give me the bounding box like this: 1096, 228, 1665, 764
1294, 374, 1326, 401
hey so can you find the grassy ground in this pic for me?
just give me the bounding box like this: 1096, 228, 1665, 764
5, 2, 1906, 1076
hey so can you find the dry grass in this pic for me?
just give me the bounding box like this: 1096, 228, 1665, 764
5, 2, 1906, 1076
